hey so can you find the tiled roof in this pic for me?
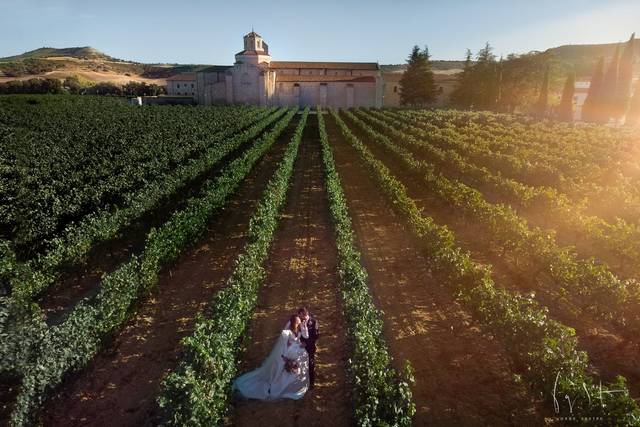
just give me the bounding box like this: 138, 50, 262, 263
166, 73, 197, 81
271, 61, 379, 70
382, 72, 458, 84
199, 65, 233, 73
276, 75, 376, 83
235, 50, 269, 56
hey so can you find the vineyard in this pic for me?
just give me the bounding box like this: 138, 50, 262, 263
1, 95, 640, 426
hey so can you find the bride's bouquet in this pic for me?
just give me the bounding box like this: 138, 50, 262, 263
282, 355, 299, 374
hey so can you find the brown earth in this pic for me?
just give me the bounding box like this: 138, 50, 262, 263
326, 115, 546, 426
0, 70, 165, 85
347, 113, 640, 401
228, 116, 351, 427
39, 118, 299, 427
0, 55, 166, 85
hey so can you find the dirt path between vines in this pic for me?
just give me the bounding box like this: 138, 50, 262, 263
350, 114, 640, 401
326, 115, 545, 426
39, 118, 299, 427
228, 117, 351, 427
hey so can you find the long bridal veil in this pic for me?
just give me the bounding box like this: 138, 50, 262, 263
234, 329, 309, 400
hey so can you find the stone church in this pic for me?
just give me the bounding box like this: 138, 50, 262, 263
167, 31, 383, 108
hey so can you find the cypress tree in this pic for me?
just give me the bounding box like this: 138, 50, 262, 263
420, 46, 438, 104
558, 72, 575, 122
474, 42, 498, 110
582, 57, 605, 122
534, 65, 549, 118
626, 78, 640, 126
451, 48, 474, 108
601, 45, 620, 122
399, 46, 421, 106
495, 56, 504, 112
399, 45, 437, 106
617, 33, 636, 120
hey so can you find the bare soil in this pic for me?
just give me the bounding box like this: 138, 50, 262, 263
347, 114, 640, 400
0, 374, 20, 425
228, 116, 351, 427
326, 115, 545, 426
38, 119, 299, 427
0, 68, 166, 85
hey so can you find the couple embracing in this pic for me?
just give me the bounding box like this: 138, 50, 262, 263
234, 308, 319, 400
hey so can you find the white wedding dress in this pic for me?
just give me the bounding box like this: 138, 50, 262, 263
233, 328, 310, 400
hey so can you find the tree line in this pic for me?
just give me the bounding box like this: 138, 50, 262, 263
582, 34, 639, 125
398, 33, 639, 124
0, 76, 165, 97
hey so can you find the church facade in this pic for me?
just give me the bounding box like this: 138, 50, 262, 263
167, 32, 383, 108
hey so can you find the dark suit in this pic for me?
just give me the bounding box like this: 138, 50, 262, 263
301, 316, 319, 386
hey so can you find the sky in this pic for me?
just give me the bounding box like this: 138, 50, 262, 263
1, 0, 639, 64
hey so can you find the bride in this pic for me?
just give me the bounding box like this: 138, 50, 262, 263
233, 315, 310, 400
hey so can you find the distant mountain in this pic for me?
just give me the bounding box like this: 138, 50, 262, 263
545, 40, 640, 76
0, 46, 116, 62
0, 46, 210, 84
381, 60, 468, 74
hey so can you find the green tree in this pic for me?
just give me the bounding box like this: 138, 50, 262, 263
533, 65, 550, 117
399, 45, 438, 106
626, 78, 640, 126
495, 56, 503, 111
601, 45, 620, 122
473, 42, 499, 110
498, 52, 552, 113
63, 75, 87, 94
450, 48, 474, 109
617, 33, 636, 120
582, 57, 605, 123
558, 72, 575, 122
450, 44, 562, 114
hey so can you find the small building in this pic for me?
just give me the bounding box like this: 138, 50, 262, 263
382, 71, 458, 107
166, 73, 197, 97
171, 31, 383, 108
573, 80, 590, 121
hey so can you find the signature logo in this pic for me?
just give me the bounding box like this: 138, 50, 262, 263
550, 371, 639, 423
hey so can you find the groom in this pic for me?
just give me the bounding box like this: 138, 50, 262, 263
297, 307, 319, 388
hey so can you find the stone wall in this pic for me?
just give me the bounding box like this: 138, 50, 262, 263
275, 81, 377, 107
167, 80, 196, 97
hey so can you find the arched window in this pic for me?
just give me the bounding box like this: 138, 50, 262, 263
241, 72, 250, 85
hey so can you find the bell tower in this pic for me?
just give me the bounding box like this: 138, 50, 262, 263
235, 30, 271, 66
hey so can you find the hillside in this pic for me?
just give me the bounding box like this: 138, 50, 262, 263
381, 60, 468, 74
0, 47, 115, 62
0, 46, 210, 85
545, 40, 640, 76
